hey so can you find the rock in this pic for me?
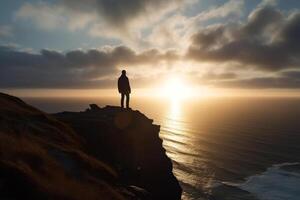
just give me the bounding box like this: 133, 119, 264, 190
0, 93, 123, 200
54, 105, 182, 200
0, 93, 182, 200
89, 104, 101, 111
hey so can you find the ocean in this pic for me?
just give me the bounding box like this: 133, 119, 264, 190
23, 96, 300, 200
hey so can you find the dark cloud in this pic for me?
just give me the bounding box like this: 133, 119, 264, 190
187, 7, 300, 70
241, 6, 283, 39
0, 45, 178, 88
216, 76, 300, 89
62, 0, 184, 28
212, 70, 300, 89
201, 72, 237, 81
281, 70, 300, 79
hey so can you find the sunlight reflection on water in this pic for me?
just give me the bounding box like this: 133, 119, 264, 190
161, 100, 200, 198
160, 99, 216, 200
169, 100, 181, 120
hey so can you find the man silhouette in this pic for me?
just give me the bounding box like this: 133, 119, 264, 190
118, 70, 131, 108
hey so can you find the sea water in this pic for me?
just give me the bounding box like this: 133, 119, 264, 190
23, 96, 300, 200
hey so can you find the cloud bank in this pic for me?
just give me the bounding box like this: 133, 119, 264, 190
0, 45, 179, 88
187, 6, 300, 71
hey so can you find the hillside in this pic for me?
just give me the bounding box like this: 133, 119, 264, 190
0, 93, 182, 200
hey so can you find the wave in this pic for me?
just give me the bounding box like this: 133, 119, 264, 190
179, 181, 208, 200
160, 134, 188, 145
222, 162, 300, 200
164, 117, 191, 125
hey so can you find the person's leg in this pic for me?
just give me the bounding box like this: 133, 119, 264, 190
126, 93, 130, 108
121, 93, 125, 108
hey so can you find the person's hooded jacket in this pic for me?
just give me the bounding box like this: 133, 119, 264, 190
118, 74, 131, 94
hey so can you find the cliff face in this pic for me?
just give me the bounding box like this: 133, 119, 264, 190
54, 104, 182, 200
0, 93, 182, 200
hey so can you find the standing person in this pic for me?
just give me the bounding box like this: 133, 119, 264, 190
118, 70, 131, 108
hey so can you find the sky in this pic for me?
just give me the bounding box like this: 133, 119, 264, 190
1, 0, 300, 97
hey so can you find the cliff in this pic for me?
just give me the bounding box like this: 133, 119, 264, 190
0, 93, 182, 200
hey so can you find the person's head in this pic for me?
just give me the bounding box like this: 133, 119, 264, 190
121, 70, 126, 76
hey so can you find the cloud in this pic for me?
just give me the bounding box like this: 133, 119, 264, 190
0, 45, 179, 88
187, 6, 300, 71
15, 2, 96, 31
192, 0, 244, 22
63, 0, 185, 28
15, 0, 190, 45
0, 25, 13, 37
145, 0, 245, 50
145, 14, 187, 49
215, 76, 300, 89
257, 0, 278, 8
201, 72, 237, 81
206, 69, 300, 89
14, 0, 244, 48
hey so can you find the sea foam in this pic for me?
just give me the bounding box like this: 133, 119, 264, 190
233, 162, 300, 200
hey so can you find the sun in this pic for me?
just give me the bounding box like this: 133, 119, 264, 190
160, 77, 192, 100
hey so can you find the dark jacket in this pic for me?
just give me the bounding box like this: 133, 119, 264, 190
118, 75, 131, 94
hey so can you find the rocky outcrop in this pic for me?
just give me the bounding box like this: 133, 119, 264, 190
0, 93, 182, 200
54, 104, 182, 200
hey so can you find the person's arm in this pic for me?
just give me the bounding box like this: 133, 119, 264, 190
127, 78, 131, 94
118, 78, 121, 93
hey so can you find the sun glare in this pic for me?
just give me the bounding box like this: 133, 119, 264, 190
160, 77, 192, 100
